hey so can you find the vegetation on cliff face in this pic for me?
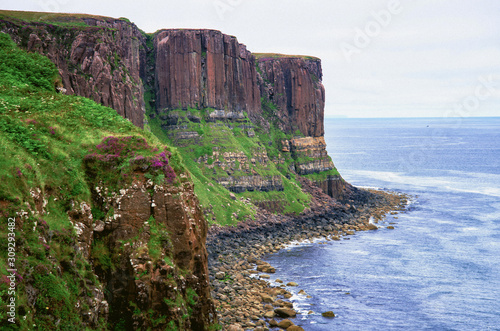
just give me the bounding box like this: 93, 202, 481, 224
0, 9, 147, 128
148, 106, 312, 226
0, 10, 349, 329
0, 9, 345, 227
0, 10, 119, 27
0, 33, 216, 330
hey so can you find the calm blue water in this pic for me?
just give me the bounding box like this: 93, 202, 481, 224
264, 118, 500, 330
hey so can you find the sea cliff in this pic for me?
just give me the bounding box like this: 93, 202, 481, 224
0, 10, 400, 330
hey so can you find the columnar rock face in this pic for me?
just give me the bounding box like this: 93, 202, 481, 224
255, 55, 343, 198
256, 55, 325, 137
0, 13, 146, 127
154, 29, 261, 120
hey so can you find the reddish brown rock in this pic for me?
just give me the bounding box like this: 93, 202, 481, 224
277, 319, 294, 328
274, 307, 297, 317
314, 175, 348, 200
154, 29, 261, 121
254, 54, 350, 198
256, 55, 325, 137
289, 137, 334, 175
1, 13, 146, 127
89, 176, 216, 330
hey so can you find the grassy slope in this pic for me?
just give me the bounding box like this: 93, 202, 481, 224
260, 96, 341, 181
0, 8, 333, 226
0, 9, 123, 27
0, 32, 180, 330
148, 107, 311, 226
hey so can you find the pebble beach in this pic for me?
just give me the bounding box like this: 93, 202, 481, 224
207, 186, 409, 330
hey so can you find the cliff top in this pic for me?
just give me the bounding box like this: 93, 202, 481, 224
153, 28, 240, 42
254, 52, 320, 61
0, 9, 131, 27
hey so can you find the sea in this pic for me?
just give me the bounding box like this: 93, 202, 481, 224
264, 117, 500, 330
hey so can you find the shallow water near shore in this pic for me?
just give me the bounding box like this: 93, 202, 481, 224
264, 118, 500, 330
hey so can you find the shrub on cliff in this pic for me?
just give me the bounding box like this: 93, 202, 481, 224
84, 135, 176, 188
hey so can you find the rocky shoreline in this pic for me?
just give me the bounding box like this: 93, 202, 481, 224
206, 182, 410, 330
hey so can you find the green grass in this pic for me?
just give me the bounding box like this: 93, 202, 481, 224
147, 216, 174, 262
148, 106, 314, 224
0, 32, 179, 330
253, 52, 320, 61
0, 9, 126, 28
240, 179, 311, 214
302, 167, 341, 181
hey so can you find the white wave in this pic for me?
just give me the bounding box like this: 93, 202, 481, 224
303, 275, 322, 279
476, 205, 500, 222
461, 227, 481, 232
354, 185, 384, 191
332, 151, 369, 155
345, 170, 500, 198
446, 170, 500, 180
344, 249, 370, 256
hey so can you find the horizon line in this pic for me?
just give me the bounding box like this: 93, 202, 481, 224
324, 116, 500, 119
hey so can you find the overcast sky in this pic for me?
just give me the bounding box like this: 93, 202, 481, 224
3, 0, 500, 118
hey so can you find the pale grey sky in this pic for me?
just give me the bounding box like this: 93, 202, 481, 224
3, 0, 500, 118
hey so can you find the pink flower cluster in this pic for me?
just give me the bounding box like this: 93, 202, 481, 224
149, 151, 176, 182
25, 119, 38, 126
85, 136, 176, 183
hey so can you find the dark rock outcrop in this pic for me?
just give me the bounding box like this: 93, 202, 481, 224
256, 55, 325, 137
0, 13, 147, 127
314, 175, 348, 200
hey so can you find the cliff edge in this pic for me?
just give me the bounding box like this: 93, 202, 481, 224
0, 30, 216, 330
0, 11, 147, 128
1, 9, 355, 330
